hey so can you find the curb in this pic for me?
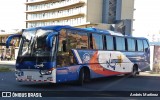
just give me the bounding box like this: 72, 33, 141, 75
0, 61, 16, 65
140, 72, 160, 76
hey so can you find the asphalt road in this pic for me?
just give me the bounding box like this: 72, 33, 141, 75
1, 71, 160, 91
0, 64, 160, 100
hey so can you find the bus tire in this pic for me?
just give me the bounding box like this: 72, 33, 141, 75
77, 68, 85, 85
77, 67, 90, 85
130, 65, 138, 77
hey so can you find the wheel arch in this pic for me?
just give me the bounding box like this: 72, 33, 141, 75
78, 65, 91, 79
133, 64, 138, 71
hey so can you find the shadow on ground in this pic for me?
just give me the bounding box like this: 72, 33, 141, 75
18, 75, 160, 90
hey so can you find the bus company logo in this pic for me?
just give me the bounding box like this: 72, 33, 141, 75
106, 59, 116, 70
83, 53, 90, 63
34, 63, 44, 68
2, 92, 11, 97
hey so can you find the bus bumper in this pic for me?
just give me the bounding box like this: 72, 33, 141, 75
15, 69, 56, 83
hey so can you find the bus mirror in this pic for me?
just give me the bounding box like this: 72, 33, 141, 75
6, 34, 22, 48
16, 29, 24, 34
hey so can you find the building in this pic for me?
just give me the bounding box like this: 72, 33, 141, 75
0, 31, 21, 60
25, 0, 134, 35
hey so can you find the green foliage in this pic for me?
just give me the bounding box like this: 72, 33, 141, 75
0, 67, 11, 72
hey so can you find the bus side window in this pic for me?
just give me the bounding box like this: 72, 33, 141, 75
143, 40, 149, 52
92, 33, 103, 50
67, 30, 88, 49
136, 39, 143, 52
106, 35, 114, 50
115, 37, 125, 51
57, 29, 69, 67
58, 29, 67, 52
127, 38, 136, 51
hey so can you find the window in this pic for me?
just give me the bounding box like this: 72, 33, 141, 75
106, 35, 114, 50
143, 40, 149, 52
137, 40, 143, 51
127, 38, 135, 51
67, 30, 88, 49
92, 34, 103, 49
57, 29, 87, 67
57, 29, 69, 67
58, 29, 67, 52
116, 37, 125, 51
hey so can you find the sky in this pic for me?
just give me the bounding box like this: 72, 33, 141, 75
133, 0, 160, 37
0, 0, 26, 31
0, 0, 159, 37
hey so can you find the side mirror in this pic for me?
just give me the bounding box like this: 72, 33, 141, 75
6, 34, 22, 48
46, 32, 57, 48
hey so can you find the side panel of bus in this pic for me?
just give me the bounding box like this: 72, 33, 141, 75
72, 49, 150, 78
56, 65, 80, 82
55, 28, 150, 82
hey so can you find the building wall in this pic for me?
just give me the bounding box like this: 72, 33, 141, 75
102, 0, 117, 24
116, 0, 134, 20
26, 0, 103, 28
87, 0, 102, 23
116, 0, 122, 20
124, 20, 132, 35
25, 0, 134, 35
121, 0, 134, 19
115, 0, 134, 35
102, 0, 109, 23
0, 33, 20, 60
26, 0, 87, 28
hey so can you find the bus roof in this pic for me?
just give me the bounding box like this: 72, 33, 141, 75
25, 25, 147, 40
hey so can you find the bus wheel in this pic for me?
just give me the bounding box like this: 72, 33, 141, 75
131, 65, 138, 77
77, 68, 85, 85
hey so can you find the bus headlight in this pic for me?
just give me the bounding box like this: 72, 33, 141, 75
40, 70, 52, 75
15, 69, 24, 76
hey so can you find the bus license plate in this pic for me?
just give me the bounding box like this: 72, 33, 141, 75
27, 76, 32, 80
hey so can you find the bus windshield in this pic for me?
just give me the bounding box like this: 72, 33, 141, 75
18, 29, 54, 58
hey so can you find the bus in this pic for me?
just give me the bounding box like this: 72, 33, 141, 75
6, 25, 150, 85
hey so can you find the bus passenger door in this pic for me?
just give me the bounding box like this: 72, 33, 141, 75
56, 50, 78, 82
66, 50, 79, 81
56, 29, 69, 82
56, 52, 70, 82
56, 29, 79, 82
